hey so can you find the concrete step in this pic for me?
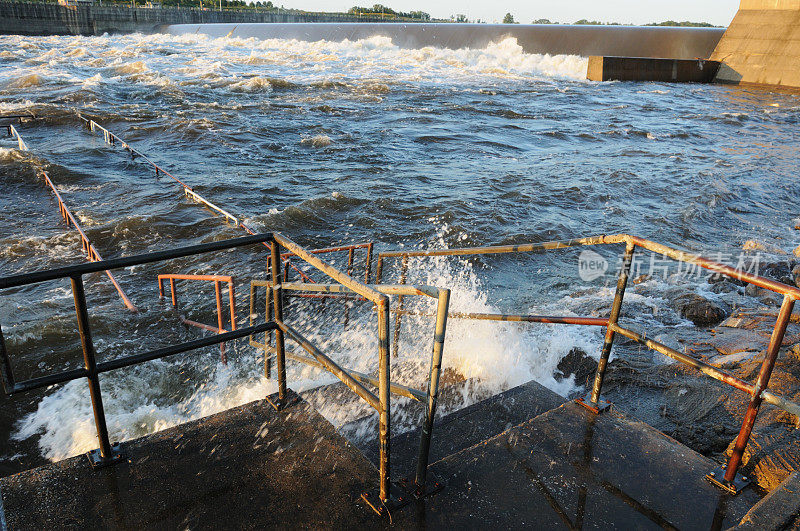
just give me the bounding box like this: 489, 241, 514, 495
391, 402, 762, 529
343, 378, 567, 479
0, 390, 382, 529
0, 381, 777, 529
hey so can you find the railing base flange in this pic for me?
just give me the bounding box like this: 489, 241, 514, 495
265, 390, 299, 412
575, 395, 611, 414
86, 443, 125, 469
361, 483, 412, 516
705, 466, 751, 494
399, 472, 444, 500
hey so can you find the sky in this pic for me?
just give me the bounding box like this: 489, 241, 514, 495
273, 0, 740, 26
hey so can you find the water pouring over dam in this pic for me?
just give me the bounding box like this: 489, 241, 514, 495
164, 22, 726, 61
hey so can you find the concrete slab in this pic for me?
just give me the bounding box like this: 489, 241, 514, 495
391, 403, 761, 529
0, 384, 766, 529
0, 391, 381, 529
350, 378, 566, 479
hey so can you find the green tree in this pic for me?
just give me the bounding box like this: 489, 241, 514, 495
502, 12, 515, 24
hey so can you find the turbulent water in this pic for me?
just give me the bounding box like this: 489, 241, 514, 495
0, 31, 799, 475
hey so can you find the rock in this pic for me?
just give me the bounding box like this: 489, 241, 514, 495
556, 347, 597, 387
725, 427, 800, 492
760, 261, 796, 285
793, 264, 800, 288
745, 284, 782, 307
794, 245, 800, 258
631, 274, 651, 285
703, 327, 765, 356
788, 344, 800, 362
743, 240, 787, 255
671, 292, 728, 327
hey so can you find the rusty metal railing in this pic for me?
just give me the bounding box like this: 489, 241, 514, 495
6, 124, 136, 311
0, 230, 447, 513
78, 116, 373, 287
376, 233, 800, 495
158, 274, 237, 364
250, 233, 450, 512
0, 234, 276, 468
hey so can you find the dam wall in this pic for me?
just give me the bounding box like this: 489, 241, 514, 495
0, 2, 403, 36
710, 0, 800, 87
164, 23, 726, 59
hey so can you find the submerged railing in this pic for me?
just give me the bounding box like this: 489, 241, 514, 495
78, 115, 374, 287
5, 122, 137, 311
377, 233, 800, 494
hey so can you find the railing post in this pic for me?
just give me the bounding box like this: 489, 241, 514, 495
415, 288, 450, 495
71, 275, 124, 468
709, 294, 796, 492
267, 240, 288, 410
377, 295, 391, 504
169, 278, 177, 307
228, 281, 237, 332
392, 256, 409, 357
580, 241, 635, 413
214, 280, 227, 365
376, 256, 384, 284
365, 243, 374, 284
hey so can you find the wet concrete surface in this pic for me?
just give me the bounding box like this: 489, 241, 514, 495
0, 390, 381, 529
0, 386, 765, 529
391, 402, 761, 529
352, 378, 566, 479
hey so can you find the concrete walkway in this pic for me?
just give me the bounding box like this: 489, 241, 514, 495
0, 384, 767, 529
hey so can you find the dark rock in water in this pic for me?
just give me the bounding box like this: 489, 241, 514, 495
745, 284, 782, 307
556, 347, 597, 387
671, 292, 728, 326
708, 272, 746, 286
793, 264, 800, 288
760, 260, 796, 286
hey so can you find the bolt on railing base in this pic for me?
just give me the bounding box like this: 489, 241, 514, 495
86, 443, 125, 469
399, 472, 444, 500
575, 395, 611, 414
361, 483, 412, 516
705, 466, 751, 495
265, 390, 299, 412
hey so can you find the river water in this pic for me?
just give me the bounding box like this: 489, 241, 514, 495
0, 31, 799, 475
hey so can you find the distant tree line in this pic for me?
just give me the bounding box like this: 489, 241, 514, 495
529, 17, 719, 27
348, 4, 430, 20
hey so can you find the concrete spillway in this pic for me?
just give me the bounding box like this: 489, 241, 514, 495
164, 23, 725, 60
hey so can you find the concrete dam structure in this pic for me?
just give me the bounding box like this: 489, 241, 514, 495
0, 2, 405, 36
710, 0, 800, 88
164, 23, 726, 60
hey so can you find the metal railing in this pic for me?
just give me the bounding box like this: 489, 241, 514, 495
5, 123, 136, 311
259, 233, 450, 511
78, 116, 374, 287
0, 231, 450, 511
158, 274, 237, 363
0, 233, 277, 467
376, 233, 800, 494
